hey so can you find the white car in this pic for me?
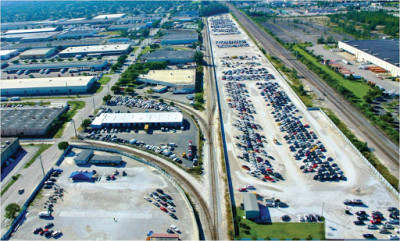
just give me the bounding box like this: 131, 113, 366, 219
167, 206, 175, 212
170, 225, 180, 233
389, 235, 399, 240
367, 224, 378, 230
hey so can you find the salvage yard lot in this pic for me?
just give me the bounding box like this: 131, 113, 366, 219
11, 149, 197, 240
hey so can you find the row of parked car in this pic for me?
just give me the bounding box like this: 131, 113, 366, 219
209, 17, 240, 35
224, 81, 282, 183
107, 96, 180, 112
216, 40, 249, 48
258, 82, 346, 182
144, 188, 177, 219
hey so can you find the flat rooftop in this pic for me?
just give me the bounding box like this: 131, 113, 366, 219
92, 112, 183, 126
5, 27, 58, 35
59, 44, 130, 54
93, 14, 125, 20
5, 60, 107, 71
0, 49, 18, 56
140, 69, 195, 85
1, 76, 95, 89
1, 138, 19, 155
1, 107, 65, 130
342, 39, 399, 66
20, 48, 55, 56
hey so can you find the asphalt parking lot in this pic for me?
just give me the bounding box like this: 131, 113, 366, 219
209, 14, 399, 240
82, 98, 199, 168
11, 148, 197, 240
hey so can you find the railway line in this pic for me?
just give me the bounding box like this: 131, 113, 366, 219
228, 4, 399, 167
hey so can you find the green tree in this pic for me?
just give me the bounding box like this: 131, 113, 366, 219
170, 101, 175, 106
111, 85, 120, 93
194, 51, 204, 65
146, 88, 154, 96
5, 203, 21, 220
103, 94, 112, 102
81, 119, 91, 130
12, 60, 20, 64
58, 141, 69, 150
125, 87, 135, 94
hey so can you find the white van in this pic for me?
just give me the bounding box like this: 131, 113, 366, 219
39, 212, 51, 218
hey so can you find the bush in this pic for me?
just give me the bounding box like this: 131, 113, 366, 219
5, 203, 21, 219
58, 141, 69, 150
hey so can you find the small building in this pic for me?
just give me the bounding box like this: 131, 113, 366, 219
91, 155, 122, 165
1, 76, 97, 96
69, 171, 94, 182
0, 49, 19, 60
149, 233, 179, 241
243, 193, 260, 220
74, 150, 94, 165
59, 44, 131, 58
91, 112, 183, 129
1, 138, 20, 168
138, 69, 196, 91
19, 48, 57, 59
141, 50, 195, 64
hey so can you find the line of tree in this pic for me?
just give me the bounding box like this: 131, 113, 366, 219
199, 2, 229, 17
110, 55, 128, 72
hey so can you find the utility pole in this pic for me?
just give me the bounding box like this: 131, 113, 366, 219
71, 119, 77, 138
92, 96, 96, 114
39, 155, 45, 177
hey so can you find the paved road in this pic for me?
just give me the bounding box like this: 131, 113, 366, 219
227, 4, 399, 172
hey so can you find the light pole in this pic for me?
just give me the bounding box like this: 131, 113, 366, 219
92, 96, 96, 114
39, 155, 45, 177
71, 119, 77, 138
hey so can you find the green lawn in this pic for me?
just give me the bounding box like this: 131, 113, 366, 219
98, 76, 111, 85
1, 174, 21, 196
293, 46, 371, 101
236, 208, 325, 240
23, 145, 52, 168
102, 31, 122, 35
52, 101, 85, 138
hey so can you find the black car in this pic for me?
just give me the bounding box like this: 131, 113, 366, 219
354, 220, 364, 225
363, 234, 374, 239
156, 188, 164, 194
44, 223, 54, 229
33, 228, 43, 234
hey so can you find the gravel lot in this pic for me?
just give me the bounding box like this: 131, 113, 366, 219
11, 148, 197, 240
209, 14, 399, 240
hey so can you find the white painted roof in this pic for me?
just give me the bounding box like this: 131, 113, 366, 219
91, 112, 183, 126
20, 48, 55, 56
59, 44, 130, 54
1, 76, 95, 89
5, 27, 58, 35
0, 49, 18, 56
93, 14, 125, 20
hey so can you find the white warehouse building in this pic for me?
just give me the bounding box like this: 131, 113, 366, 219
91, 112, 183, 129
1, 76, 97, 96
338, 39, 400, 77
59, 44, 131, 58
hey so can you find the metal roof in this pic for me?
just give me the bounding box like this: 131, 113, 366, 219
2, 76, 95, 89
59, 44, 130, 55
91, 112, 183, 126
92, 154, 122, 162
1, 107, 65, 131
343, 39, 399, 66
75, 150, 94, 162
93, 14, 126, 20
5, 27, 59, 35
243, 193, 260, 212
5, 60, 107, 71
139, 69, 195, 85
1, 137, 19, 155
20, 48, 55, 56
142, 50, 194, 60
0, 49, 18, 56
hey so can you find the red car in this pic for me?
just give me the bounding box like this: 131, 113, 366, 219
304, 124, 310, 128
160, 207, 168, 212
371, 219, 381, 224
242, 165, 250, 171
238, 188, 247, 192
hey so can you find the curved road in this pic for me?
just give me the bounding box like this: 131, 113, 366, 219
228, 4, 399, 170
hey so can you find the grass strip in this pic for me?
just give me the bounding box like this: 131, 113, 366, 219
23, 144, 52, 168
1, 174, 21, 196
98, 76, 111, 85
53, 101, 85, 138
323, 108, 399, 190
236, 208, 325, 240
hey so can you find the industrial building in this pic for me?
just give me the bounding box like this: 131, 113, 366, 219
74, 149, 123, 166
1, 105, 67, 136
57, 30, 98, 39
93, 14, 126, 20
4, 60, 108, 73
1, 138, 20, 168
19, 48, 57, 59
0, 49, 19, 60
338, 39, 400, 77
138, 69, 196, 91
0, 38, 106, 51
91, 112, 183, 129
108, 23, 147, 31
161, 30, 198, 45
1, 76, 97, 96
5, 27, 60, 35
141, 50, 195, 64
59, 44, 131, 57
242, 193, 260, 220
1, 32, 60, 42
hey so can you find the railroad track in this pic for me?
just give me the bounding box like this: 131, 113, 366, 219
228, 4, 399, 167
71, 139, 217, 240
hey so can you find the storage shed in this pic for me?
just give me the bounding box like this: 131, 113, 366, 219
74, 150, 94, 165
243, 193, 260, 220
